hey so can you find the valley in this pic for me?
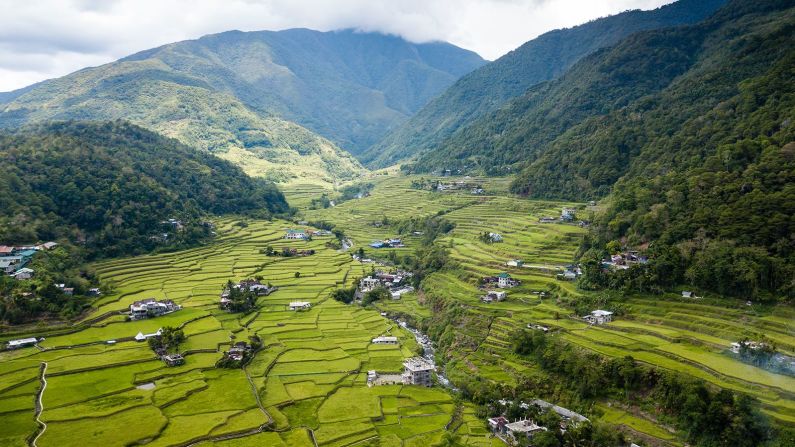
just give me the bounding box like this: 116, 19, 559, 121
2, 175, 792, 446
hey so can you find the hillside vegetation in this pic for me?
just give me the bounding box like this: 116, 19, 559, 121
399, 0, 795, 300
0, 121, 289, 257
364, 0, 726, 168
0, 28, 485, 173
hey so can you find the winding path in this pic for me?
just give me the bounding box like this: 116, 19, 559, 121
31, 361, 48, 447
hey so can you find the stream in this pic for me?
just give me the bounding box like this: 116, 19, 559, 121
394, 319, 457, 391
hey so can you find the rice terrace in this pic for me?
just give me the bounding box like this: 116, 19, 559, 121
1, 174, 792, 446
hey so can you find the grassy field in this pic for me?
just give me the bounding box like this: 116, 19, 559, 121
0, 218, 464, 446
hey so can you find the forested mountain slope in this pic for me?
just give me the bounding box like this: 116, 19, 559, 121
0, 121, 289, 258
0, 29, 484, 166
363, 0, 726, 168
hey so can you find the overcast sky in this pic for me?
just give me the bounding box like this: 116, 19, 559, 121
0, 0, 674, 92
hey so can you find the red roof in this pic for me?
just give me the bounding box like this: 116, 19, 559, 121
0, 246, 13, 254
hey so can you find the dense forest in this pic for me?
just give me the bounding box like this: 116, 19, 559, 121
365, 0, 726, 168
0, 121, 290, 258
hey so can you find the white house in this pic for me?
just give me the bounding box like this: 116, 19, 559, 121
284, 229, 307, 240
134, 329, 162, 342
482, 291, 507, 303
488, 232, 503, 242
7, 337, 39, 349
289, 301, 311, 311
130, 299, 180, 320
372, 336, 398, 344
561, 208, 577, 221
390, 286, 414, 299
497, 273, 518, 288
360, 276, 381, 293
506, 259, 524, 267
583, 310, 613, 325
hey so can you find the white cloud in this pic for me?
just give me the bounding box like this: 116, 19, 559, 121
0, 0, 674, 91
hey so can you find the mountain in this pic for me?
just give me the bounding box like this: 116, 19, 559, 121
453, 0, 792, 299
0, 121, 289, 258
0, 29, 485, 182
364, 0, 727, 168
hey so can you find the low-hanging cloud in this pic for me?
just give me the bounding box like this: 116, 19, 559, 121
0, 0, 673, 91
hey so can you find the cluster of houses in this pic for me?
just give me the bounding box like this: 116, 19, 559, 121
538, 207, 589, 226
219, 279, 277, 310
483, 273, 521, 289
435, 180, 484, 194
369, 238, 404, 249
162, 218, 184, 231
603, 250, 649, 270
488, 399, 589, 445
129, 298, 180, 320
357, 270, 414, 300
283, 228, 333, 240
0, 243, 57, 279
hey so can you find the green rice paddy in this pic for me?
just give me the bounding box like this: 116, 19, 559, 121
2, 173, 793, 446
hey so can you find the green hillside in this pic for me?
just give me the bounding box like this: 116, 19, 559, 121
0, 28, 485, 169
0, 121, 289, 258
363, 0, 726, 168
401, 0, 795, 299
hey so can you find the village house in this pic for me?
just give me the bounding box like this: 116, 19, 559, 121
530, 399, 589, 426
39, 242, 58, 250
227, 341, 252, 361
55, 284, 75, 296
11, 268, 34, 280
372, 336, 398, 345
6, 337, 40, 349
390, 286, 414, 299
487, 232, 503, 243
130, 298, 180, 320
583, 310, 613, 325
359, 276, 382, 293
561, 208, 577, 221
134, 329, 162, 342
162, 354, 185, 367
497, 273, 520, 288
557, 265, 581, 281
88, 288, 102, 296
481, 290, 507, 303
0, 245, 13, 255
402, 357, 434, 387
730, 341, 767, 354
220, 279, 277, 309
527, 323, 549, 332
506, 259, 524, 267
539, 217, 557, 224
471, 187, 485, 195
284, 229, 308, 240
488, 417, 546, 444
289, 301, 311, 311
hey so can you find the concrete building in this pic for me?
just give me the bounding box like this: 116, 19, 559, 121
402, 357, 434, 387
583, 310, 613, 325
289, 301, 311, 311
7, 337, 39, 349
372, 336, 398, 345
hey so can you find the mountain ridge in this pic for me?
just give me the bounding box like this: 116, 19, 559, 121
363, 0, 727, 168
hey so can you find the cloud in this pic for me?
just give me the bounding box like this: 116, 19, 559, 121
0, 0, 674, 91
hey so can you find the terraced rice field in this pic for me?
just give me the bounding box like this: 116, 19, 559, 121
303, 175, 795, 442
0, 219, 476, 447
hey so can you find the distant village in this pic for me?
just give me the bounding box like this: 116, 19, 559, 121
0, 242, 58, 279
